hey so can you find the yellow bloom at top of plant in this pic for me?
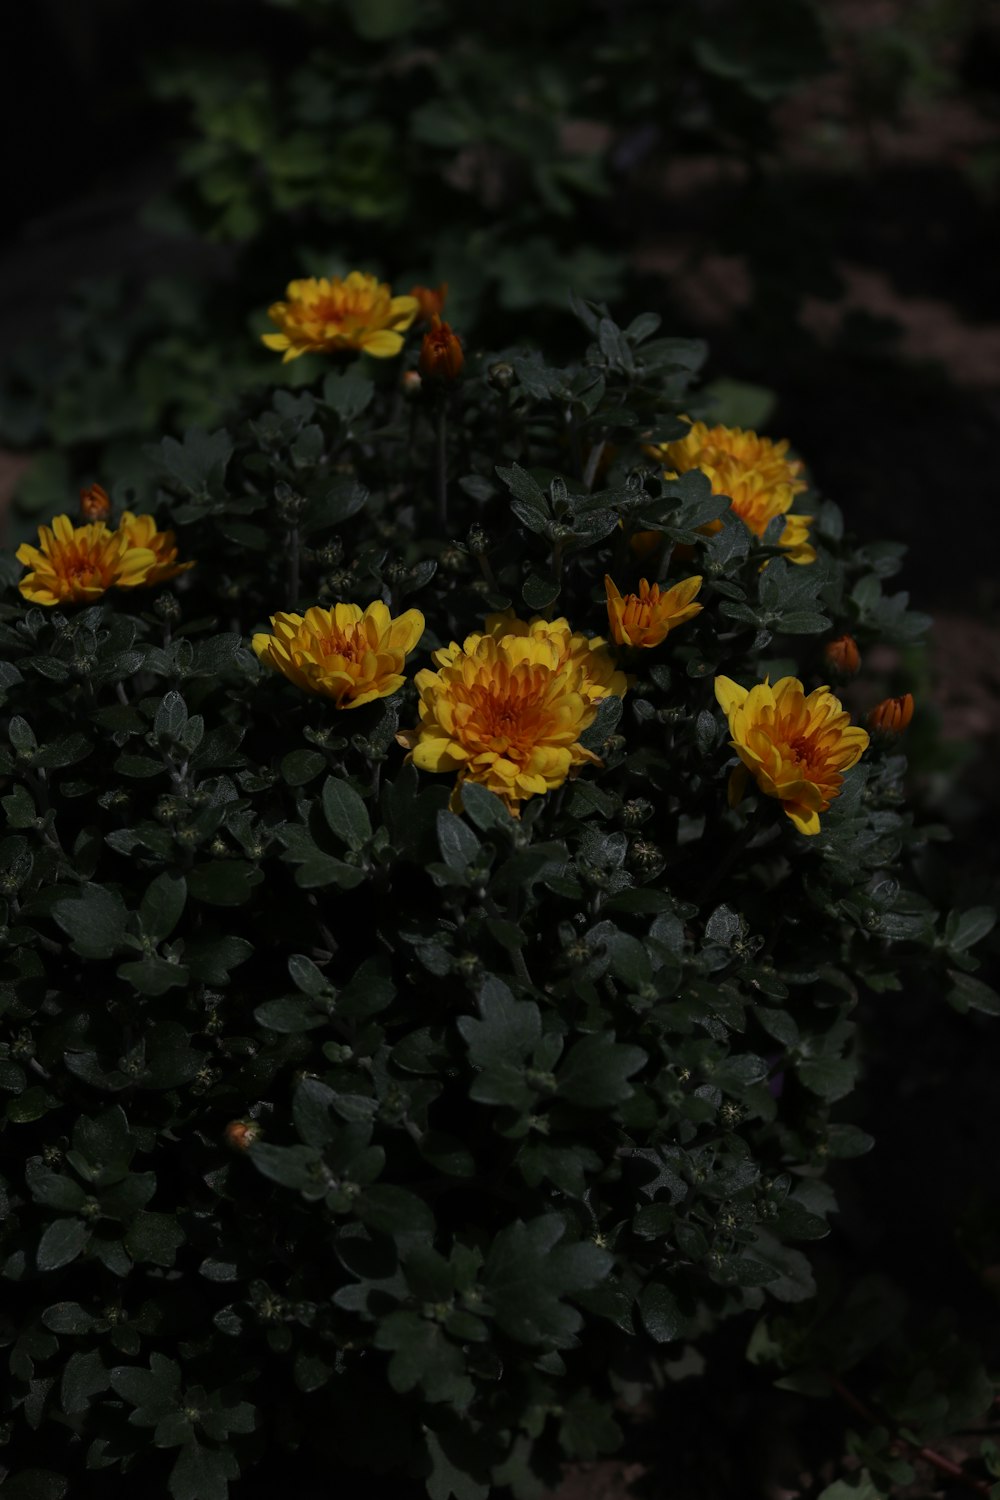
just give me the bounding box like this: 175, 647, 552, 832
118, 512, 195, 588
252, 602, 424, 707
650, 420, 816, 565
262, 273, 419, 362
715, 674, 869, 836
398, 632, 601, 813
481, 611, 627, 702
16, 515, 160, 606
604, 574, 703, 648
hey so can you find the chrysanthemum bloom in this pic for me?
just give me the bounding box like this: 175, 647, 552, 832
16, 516, 157, 606
715, 675, 869, 836
410, 282, 448, 323
79, 482, 112, 522
604, 574, 703, 649
398, 634, 600, 813
868, 693, 914, 735
824, 634, 861, 677
651, 420, 815, 565
418, 316, 464, 382
252, 602, 424, 707
117, 512, 195, 588
262, 273, 419, 362
481, 611, 627, 702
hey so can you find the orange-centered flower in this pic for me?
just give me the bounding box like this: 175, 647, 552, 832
604, 574, 703, 649
16, 515, 157, 606
252, 602, 424, 707
118, 512, 195, 588
868, 693, 914, 735
398, 633, 600, 813
715, 675, 869, 836
418, 315, 464, 381
651, 420, 815, 565
481, 611, 627, 703
262, 273, 419, 362
80, 482, 112, 522
411, 282, 448, 323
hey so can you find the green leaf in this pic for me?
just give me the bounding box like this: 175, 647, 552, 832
948, 970, 1000, 1016
817, 1473, 882, 1500
188, 861, 263, 906
37, 1218, 89, 1272
638, 1281, 686, 1342
557, 1033, 646, 1107
437, 809, 481, 872
357, 1185, 434, 1239
139, 872, 187, 942
185, 936, 253, 984
947, 906, 996, 952
117, 957, 190, 997
51, 884, 128, 959
323, 776, 372, 849
522, 574, 560, 610
169, 1441, 239, 1500
280, 748, 327, 786
125, 1211, 185, 1267
155, 427, 232, 498
61, 1348, 110, 1414
484, 1216, 612, 1344
323, 365, 375, 421
0, 1473, 69, 1500
459, 782, 513, 833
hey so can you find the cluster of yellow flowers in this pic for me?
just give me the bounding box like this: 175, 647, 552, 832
14, 278, 898, 834
16, 488, 193, 606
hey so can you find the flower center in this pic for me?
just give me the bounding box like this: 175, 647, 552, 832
317, 629, 363, 663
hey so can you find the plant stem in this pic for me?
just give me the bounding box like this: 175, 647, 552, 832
583, 437, 606, 493
287, 526, 300, 609
830, 1376, 991, 1495
435, 402, 448, 531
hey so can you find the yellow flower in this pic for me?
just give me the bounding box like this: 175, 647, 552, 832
262, 273, 419, 362
398, 633, 601, 813
252, 602, 424, 707
480, 611, 627, 703
604, 574, 703, 649
118, 512, 195, 588
16, 515, 157, 607
714, 674, 869, 836
650, 420, 816, 565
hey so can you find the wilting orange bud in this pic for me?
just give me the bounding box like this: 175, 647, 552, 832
80, 483, 112, 523
824, 634, 861, 676
224, 1120, 261, 1151
419, 316, 464, 382
411, 282, 448, 324
868, 693, 914, 735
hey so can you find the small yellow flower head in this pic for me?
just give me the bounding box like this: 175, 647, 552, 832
16, 515, 156, 607
715, 674, 869, 836
604, 574, 703, 649
651, 420, 815, 565
118, 512, 195, 588
262, 273, 419, 362
398, 633, 601, 813
868, 693, 914, 736
481, 611, 627, 703
252, 602, 424, 708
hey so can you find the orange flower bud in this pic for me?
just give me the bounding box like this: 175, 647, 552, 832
411, 282, 448, 324
224, 1119, 261, 1151
868, 693, 914, 735
824, 634, 861, 676
401, 369, 423, 398
419, 316, 464, 382
80, 482, 112, 523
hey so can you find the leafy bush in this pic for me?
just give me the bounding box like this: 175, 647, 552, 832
0, 289, 994, 1499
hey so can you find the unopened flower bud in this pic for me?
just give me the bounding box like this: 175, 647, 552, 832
401, 369, 423, 399
225, 1119, 262, 1151
824, 634, 860, 676
868, 693, 914, 736
154, 593, 182, 623
80, 482, 112, 523
467, 524, 490, 556
410, 282, 448, 324
488, 362, 515, 392
419, 316, 464, 382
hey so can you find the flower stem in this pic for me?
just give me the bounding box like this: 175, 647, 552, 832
287, 526, 300, 609
830, 1376, 990, 1495
435, 402, 449, 531
583, 437, 606, 493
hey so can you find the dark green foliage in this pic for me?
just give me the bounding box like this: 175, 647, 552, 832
0, 301, 993, 1497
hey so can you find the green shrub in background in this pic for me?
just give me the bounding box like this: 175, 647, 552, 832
1, 286, 995, 1499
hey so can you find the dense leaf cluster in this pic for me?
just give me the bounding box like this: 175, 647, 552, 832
0, 301, 993, 1499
